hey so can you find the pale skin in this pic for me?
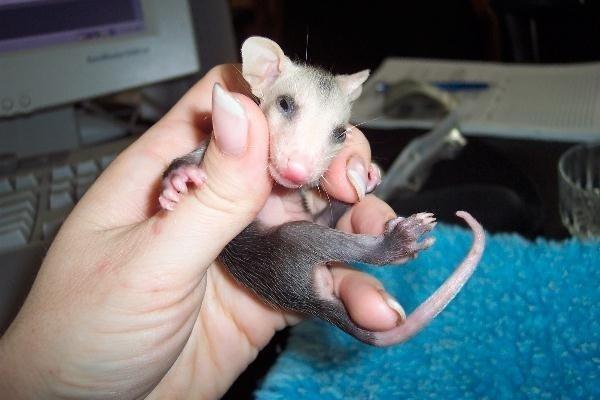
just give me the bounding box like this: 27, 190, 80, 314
0, 65, 404, 399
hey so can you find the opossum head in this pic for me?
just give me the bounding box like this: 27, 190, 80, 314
241, 36, 369, 189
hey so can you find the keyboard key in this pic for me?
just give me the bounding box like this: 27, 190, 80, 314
52, 165, 74, 181
99, 154, 116, 170
0, 191, 36, 216
43, 219, 64, 240
76, 160, 99, 176
0, 209, 34, 230
49, 190, 74, 209
0, 220, 30, 237
0, 190, 35, 205
15, 173, 38, 190
0, 201, 36, 218
0, 229, 27, 251
0, 178, 12, 193
51, 181, 71, 193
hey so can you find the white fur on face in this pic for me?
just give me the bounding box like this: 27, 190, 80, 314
261, 65, 352, 186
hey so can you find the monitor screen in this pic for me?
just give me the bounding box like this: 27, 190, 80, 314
0, 0, 145, 53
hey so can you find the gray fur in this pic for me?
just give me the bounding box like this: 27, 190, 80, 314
309, 66, 336, 94
163, 143, 435, 345
220, 211, 435, 345
162, 145, 207, 179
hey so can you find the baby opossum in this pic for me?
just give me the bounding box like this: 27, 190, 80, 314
158, 36, 486, 346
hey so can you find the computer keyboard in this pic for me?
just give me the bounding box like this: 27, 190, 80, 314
0, 138, 134, 252
0, 137, 135, 332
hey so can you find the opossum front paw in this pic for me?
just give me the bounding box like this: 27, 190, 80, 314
159, 165, 207, 211
383, 212, 436, 263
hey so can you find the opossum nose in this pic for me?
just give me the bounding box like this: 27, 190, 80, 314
280, 160, 309, 185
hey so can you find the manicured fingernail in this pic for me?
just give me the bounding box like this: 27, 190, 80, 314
212, 83, 248, 156
346, 156, 367, 201
379, 290, 406, 325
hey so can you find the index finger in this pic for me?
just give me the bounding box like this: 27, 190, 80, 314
321, 126, 374, 203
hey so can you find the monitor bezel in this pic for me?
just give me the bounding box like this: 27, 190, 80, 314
0, 0, 200, 118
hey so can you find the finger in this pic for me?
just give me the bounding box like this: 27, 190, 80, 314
136, 85, 272, 279
330, 265, 405, 331
330, 196, 404, 331
335, 194, 396, 235
321, 127, 377, 204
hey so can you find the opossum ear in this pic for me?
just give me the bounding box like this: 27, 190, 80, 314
336, 70, 370, 102
241, 36, 293, 98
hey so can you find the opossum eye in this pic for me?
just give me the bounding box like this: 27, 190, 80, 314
276, 95, 295, 118
332, 126, 347, 143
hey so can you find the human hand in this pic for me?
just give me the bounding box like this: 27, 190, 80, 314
0, 65, 403, 399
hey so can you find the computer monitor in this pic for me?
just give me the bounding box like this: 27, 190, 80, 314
0, 0, 200, 156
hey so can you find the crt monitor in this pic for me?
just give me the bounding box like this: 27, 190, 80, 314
0, 0, 200, 155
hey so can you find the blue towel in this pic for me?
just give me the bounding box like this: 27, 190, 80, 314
255, 224, 600, 399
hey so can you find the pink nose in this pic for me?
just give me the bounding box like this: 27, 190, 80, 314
279, 161, 309, 185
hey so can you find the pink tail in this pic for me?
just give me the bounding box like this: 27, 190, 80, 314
373, 211, 485, 347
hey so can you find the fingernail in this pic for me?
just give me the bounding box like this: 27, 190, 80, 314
212, 83, 248, 156
366, 162, 382, 193
379, 290, 406, 325
346, 156, 367, 201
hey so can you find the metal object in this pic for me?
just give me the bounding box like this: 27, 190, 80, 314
375, 110, 467, 201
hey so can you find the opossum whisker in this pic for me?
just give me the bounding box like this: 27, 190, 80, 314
315, 183, 324, 216
231, 64, 253, 92
231, 67, 249, 89
320, 174, 332, 188
316, 181, 323, 197
305, 28, 309, 62
318, 178, 334, 224
346, 116, 383, 133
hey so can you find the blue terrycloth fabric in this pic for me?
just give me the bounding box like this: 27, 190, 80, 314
255, 225, 600, 400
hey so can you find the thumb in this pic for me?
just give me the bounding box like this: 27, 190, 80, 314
143, 84, 272, 273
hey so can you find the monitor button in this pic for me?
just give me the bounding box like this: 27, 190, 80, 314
1, 98, 13, 111
19, 95, 31, 108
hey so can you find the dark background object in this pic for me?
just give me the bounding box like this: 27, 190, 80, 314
225, 0, 597, 397
490, 0, 600, 62
365, 131, 568, 239
232, 0, 600, 69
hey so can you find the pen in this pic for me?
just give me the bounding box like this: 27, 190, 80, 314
374, 80, 490, 94
430, 80, 490, 92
